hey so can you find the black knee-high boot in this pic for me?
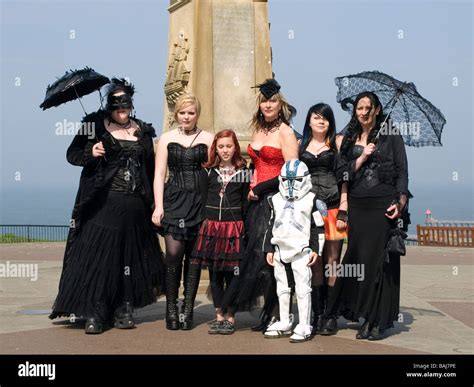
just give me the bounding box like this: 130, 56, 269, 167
165, 265, 181, 330
320, 286, 338, 335
311, 286, 325, 335
181, 263, 201, 330
182, 258, 189, 300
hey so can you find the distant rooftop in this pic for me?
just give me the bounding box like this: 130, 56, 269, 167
424, 208, 474, 227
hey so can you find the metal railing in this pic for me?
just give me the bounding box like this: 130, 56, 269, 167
0, 225, 69, 243
417, 225, 474, 247
405, 237, 418, 246
0, 224, 422, 246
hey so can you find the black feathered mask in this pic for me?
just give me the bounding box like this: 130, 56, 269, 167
105, 78, 135, 111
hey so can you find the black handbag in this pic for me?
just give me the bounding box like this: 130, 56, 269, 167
386, 227, 407, 256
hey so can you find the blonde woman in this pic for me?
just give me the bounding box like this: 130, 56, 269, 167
152, 94, 213, 330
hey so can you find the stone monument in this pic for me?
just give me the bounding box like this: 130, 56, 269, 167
163, 0, 273, 148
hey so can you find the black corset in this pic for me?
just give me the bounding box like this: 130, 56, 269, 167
300, 149, 340, 206
110, 139, 143, 193
167, 142, 208, 190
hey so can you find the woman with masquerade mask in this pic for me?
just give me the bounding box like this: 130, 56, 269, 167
220, 79, 299, 332
336, 92, 409, 340
152, 94, 214, 330
50, 78, 164, 334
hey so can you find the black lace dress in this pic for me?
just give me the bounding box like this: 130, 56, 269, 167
51, 132, 163, 322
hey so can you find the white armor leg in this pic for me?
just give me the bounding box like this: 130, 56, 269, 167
264, 252, 293, 338
289, 249, 313, 342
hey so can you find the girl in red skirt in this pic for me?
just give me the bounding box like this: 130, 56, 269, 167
191, 130, 250, 335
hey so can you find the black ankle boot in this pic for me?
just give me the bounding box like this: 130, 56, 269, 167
113, 302, 135, 329
317, 314, 325, 332
181, 263, 201, 330
85, 317, 103, 334
320, 317, 338, 335
165, 265, 180, 330
356, 321, 371, 340
368, 325, 386, 341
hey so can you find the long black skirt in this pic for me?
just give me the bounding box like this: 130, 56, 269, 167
220, 193, 277, 315
338, 194, 400, 331
50, 191, 163, 321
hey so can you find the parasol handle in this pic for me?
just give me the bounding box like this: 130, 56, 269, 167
72, 86, 88, 116
376, 112, 392, 140
99, 90, 104, 110
72, 86, 105, 159
375, 86, 405, 140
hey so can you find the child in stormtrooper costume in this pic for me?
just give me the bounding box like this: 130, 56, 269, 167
263, 159, 326, 343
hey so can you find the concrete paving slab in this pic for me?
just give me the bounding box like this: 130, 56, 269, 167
0, 243, 472, 355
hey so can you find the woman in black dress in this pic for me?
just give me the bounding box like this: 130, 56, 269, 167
337, 92, 409, 340
299, 103, 348, 336
153, 94, 214, 330
50, 78, 163, 334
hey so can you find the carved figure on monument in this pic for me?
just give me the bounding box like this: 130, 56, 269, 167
163, 0, 272, 141
164, 35, 191, 106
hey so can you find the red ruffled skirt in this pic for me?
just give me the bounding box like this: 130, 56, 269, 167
191, 219, 244, 272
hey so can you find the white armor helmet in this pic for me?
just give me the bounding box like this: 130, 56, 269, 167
279, 159, 312, 200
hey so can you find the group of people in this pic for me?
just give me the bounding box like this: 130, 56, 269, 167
50, 77, 409, 343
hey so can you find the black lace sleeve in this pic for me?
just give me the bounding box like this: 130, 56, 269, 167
252, 176, 279, 197
393, 135, 409, 196
139, 121, 157, 193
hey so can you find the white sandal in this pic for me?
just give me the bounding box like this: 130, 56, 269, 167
264, 320, 293, 339
264, 329, 293, 339
289, 332, 312, 343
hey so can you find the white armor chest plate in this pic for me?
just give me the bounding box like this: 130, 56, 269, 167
270, 192, 315, 262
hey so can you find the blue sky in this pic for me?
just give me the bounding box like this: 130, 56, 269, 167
1, 0, 473, 227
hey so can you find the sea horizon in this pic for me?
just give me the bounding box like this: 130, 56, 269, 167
1, 183, 472, 237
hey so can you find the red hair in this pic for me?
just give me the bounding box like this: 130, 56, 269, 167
204, 129, 246, 169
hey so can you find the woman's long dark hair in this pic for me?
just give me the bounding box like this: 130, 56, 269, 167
340, 92, 386, 155
300, 103, 337, 153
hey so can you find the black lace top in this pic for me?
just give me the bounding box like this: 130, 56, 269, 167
337, 134, 409, 198
110, 139, 143, 193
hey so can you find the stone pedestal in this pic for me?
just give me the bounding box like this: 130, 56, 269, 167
163, 0, 272, 149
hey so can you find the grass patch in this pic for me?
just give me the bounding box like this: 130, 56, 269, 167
0, 234, 64, 243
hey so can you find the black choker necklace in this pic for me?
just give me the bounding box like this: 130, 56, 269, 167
259, 117, 282, 135
109, 117, 132, 129
178, 126, 198, 135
